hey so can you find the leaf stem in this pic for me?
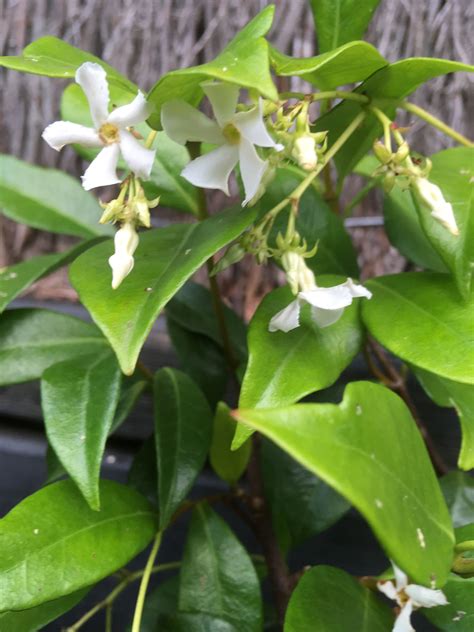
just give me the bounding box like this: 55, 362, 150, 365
279, 90, 369, 105
145, 130, 158, 149
343, 177, 382, 217
400, 101, 473, 147
131, 531, 162, 632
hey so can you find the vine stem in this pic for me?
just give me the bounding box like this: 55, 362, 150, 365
131, 531, 162, 632
400, 101, 473, 147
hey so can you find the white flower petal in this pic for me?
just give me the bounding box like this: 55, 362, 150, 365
377, 580, 399, 603
42, 121, 102, 151
234, 98, 279, 148
202, 82, 239, 127
269, 300, 301, 333
310, 306, 345, 328
75, 62, 110, 128
299, 284, 353, 310
109, 223, 139, 289
431, 203, 459, 236
393, 563, 409, 591
108, 91, 151, 128
161, 100, 224, 145
239, 137, 268, 205
405, 584, 448, 608
109, 253, 134, 289
119, 130, 155, 180
393, 600, 415, 632
343, 278, 373, 299
81, 144, 121, 190
181, 144, 239, 195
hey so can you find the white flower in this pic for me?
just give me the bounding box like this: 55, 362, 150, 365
269, 278, 372, 333
292, 134, 318, 171
161, 82, 282, 205
415, 177, 459, 236
108, 222, 139, 289
42, 62, 155, 190
377, 562, 448, 632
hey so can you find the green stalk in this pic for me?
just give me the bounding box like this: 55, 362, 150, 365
131, 531, 162, 632
401, 101, 473, 147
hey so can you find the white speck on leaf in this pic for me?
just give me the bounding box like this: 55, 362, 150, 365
33, 528, 39, 535
80, 434, 86, 442
145, 287, 153, 292
416, 528, 426, 548
184, 249, 191, 255
222, 66, 228, 72
355, 405, 362, 415
453, 611, 466, 621
375, 498, 383, 509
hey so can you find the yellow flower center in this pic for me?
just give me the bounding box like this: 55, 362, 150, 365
222, 122, 241, 145
99, 122, 120, 145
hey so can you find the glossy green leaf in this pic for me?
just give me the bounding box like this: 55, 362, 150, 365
0, 36, 135, 93
154, 369, 213, 528
270, 41, 386, 89
0, 479, 157, 611
315, 58, 473, 178
61, 83, 199, 214
179, 503, 262, 631
0, 154, 112, 238
147, 6, 277, 130
0, 589, 88, 632
440, 472, 474, 528
158, 613, 239, 631
210, 403, 251, 485
130, 575, 179, 632
414, 367, 474, 470
128, 437, 157, 502
233, 278, 363, 448
234, 381, 454, 586
362, 272, 474, 385
41, 351, 122, 509
384, 187, 448, 272
262, 166, 359, 277
167, 319, 228, 407
0, 239, 104, 314
70, 205, 256, 374
423, 573, 474, 631
261, 439, 350, 551
285, 565, 392, 631
309, 0, 382, 53
413, 147, 474, 299
0, 308, 107, 385
166, 281, 247, 363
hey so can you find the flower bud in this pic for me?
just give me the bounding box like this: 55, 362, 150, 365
414, 177, 459, 236
108, 222, 139, 289
291, 135, 318, 171
282, 251, 316, 294
211, 243, 246, 275
393, 141, 410, 164
382, 171, 396, 193
99, 198, 125, 224
373, 141, 392, 165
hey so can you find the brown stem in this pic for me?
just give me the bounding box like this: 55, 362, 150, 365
365, 339, 449, 476
247, 434, 292, 626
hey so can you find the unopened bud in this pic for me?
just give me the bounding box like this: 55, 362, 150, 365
281, 251, 316, 294
373, 141, 392, 165
382, 171, 396, 193
414, 178, 459, 236
99, 198, 125, 224
292, 135, 318, 171
211, 243, 246, 275
393, 141, 410, 164
108, 222, 139, 289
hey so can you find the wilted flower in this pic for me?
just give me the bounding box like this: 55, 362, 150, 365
161, 82, 282, 205
377, 562, 448, 632
42, 62, 155, 190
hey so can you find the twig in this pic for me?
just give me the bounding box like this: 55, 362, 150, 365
400, 101, 473, 147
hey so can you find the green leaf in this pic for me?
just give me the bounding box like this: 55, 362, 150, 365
0, 36, 135, 93
383, 186, 448, 272
158, 613, 239, 631
0, 589, 88, 632
41, 351, 122, 510
128, 437, 157, 502
70, 205, 256, 375
0, 479, 157, 611
166, 281, 248, 363
61, 84, 199, 215
413, 147, 474, 299
234, 381, 454, 586
0, 239, 105, 314
210, 403, 251, 485
423, 573, 474, 631
270, 41, 386, 89
362, 272, 474, 385
440, 472, 474, 528
0, 308, 107, 385
261, 439, 350, 551
315, 58, 473, 179
154, 369, 213, 528
130, 575, 179, 632
167, 319, 228, 407
0, 154, 112, 238
146, 6, 277, 130
262, 166, 359, 277
233, 278, 363, 448
413, 367, 474, 471
309, 0, 382, 53
285, 565, 392, 631
179, 503, 262, 631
